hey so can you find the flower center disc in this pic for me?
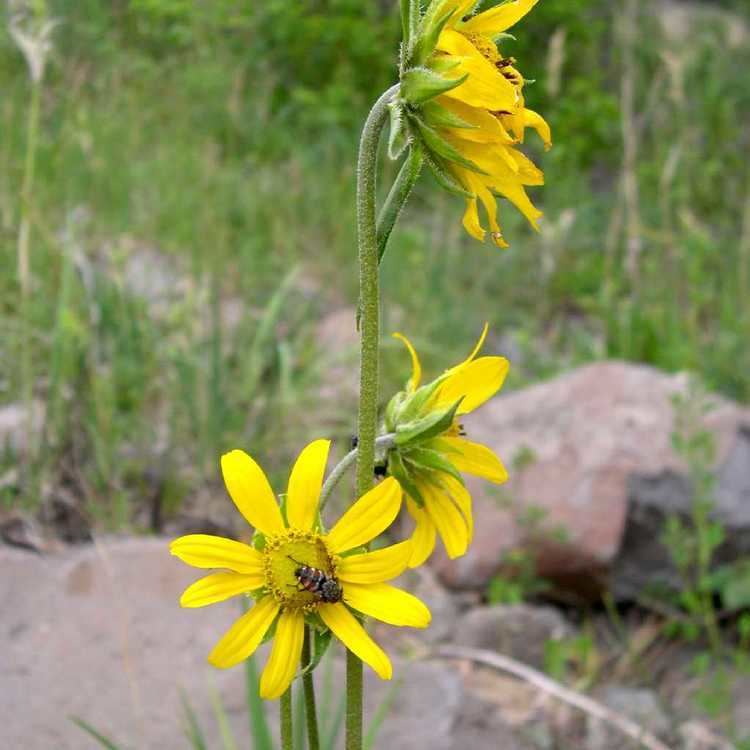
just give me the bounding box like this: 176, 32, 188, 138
263, 530, 336, 610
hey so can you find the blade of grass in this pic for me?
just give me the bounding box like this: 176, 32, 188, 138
363, 678, 403, 750
243, 596, 274, 750
208, 678, 240, 750
181, 691, 208, 750
70, 717, 126, 750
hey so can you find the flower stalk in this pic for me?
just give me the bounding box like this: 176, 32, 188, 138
280, 688, 293, 750
349, 83, 400, 750
302, 629, 320, 750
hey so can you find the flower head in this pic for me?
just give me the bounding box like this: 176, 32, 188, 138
383, 325, 509, 566
170, 440, 430, 699
392, 0, 551, 247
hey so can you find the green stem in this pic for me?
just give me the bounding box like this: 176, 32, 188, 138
376, 145, 423, 265
280, 689, 293, 750
302, 629, 320, 750
347, 83, 399, 750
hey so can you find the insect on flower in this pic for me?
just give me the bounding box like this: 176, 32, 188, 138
288, 556, 343, 603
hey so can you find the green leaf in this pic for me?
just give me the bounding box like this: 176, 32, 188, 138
401, 66, 467, 106
420, 99, 477, 130
422, 149, 473, 197
387, 101, 410, 161
388, 450, 425, 507
403, 446, 463, 484
412, 4, 457, 66
392, 378, 442, 426
300, 626, 333, 677
395, 397, 463, 446
412, 114, 486, 174
384, 391, 407, 433
70, 718, 126, 750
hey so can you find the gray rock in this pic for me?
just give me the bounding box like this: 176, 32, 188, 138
0, 400, 45, 455
453, 693, 535, 749
456, 604, 573, 670
586, 686, 671, 750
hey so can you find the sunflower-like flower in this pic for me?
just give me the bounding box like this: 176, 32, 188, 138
170, 440, 430, 699
392, 0, 551, 247
383, 325, 509, 566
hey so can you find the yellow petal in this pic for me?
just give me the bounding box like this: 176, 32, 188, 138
180, 571, 265, 608
462, 196, 486, 243
343, 582, 432, 628
208, 596, 279, 669
221, 450, 285, 535
392, 333, 422, 391
406, 498, 437, 567
455, 169, 509, 248
286, 439, 330, 531
446, 323, 488, 374
325, 477, 402, 554
318, 602, 392, 680
259, 609, 305, 699
437, 96, 516, 145
423, 482, 470, 559
438, 437, 508, 484
434, 356, 509, 415
462, 0, 540, 36
439, 474, 474, 542
509, 149, 545, 186
523, 108, 552, 150
437, 29, 517, 111
170, 534, 265, 574
337, 541, 412, 584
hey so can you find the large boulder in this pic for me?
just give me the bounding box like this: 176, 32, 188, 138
431, 362, 750, 599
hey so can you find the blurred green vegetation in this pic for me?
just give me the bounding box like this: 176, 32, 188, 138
1, 0, 749, 526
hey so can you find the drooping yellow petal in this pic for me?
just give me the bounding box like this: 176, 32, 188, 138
455, 168, 510, 248
438, 96, 516, 145
318, 602, 392, 680
433, 356, 509, 415
259, 609, 305, 699
461, 195, 486, 243
180, 571, 265, 608
440, 474, 474, 542
462, 0, 540, 36
423, 482, 470, 559
337, 541, 412, 584
509, 149, 545, 186
406, 498, 437, 568
286, 439, 330, 531
325, 477, 402, 554
447, 323, 488, 374
438, 437, 509, 483
523, 108, 552, 150
343, 583, 432, 628
208, 596, 279, 669
437, 29, 517, 111
170, 534, 265, 575
392, 333, 422, 392
221, 450, 285, 535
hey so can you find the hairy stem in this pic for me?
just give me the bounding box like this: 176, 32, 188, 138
347, 83, 399, 750
302, 629, 320, 750
280, 689, 293, 750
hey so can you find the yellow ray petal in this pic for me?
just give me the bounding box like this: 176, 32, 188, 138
259, 609, 305, 699
462, 0, 540, 36
180, 571, 265, 608
523, 108, 552, 150
447, 323, 488, 374
392, 333, 422, 391
318, 602, 392, 680
286, 439, 330, 531
325, 477, 402, 554
423, 482, 470, 559
337, 541, 412, 584
455, 169, 509, 248
221, 450, 285, 535
433, 356, 509, 415
440, 474, 474, 542
437, 97, 516, 145
170, 534, 265, 574
437, 29, 517, 111
438, 437, 509, 484
343, 582, 432, 628
462, 195, 486, 243
509, 149, 545, 186
208, 596, 279, 669
406, 498, 437, 567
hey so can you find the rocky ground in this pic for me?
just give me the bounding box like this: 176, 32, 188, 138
4, 352, 750, 749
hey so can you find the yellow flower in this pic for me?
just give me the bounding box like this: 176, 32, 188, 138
384, 325, 509, 566
396, 0, 551, 247
170, 440, 430, 699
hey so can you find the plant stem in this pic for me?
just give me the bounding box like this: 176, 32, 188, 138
280, 689, 293, 750
347, 82, 399, 750
302, 628, 320, 750
319, 434, 395, 512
